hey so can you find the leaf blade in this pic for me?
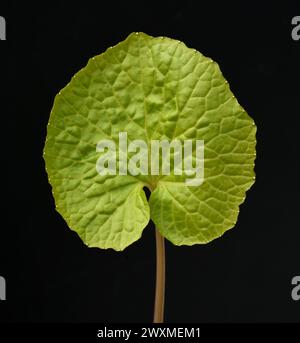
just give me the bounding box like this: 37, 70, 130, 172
44, 32, 256, 250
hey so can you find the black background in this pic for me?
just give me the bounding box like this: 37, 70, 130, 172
0, 1, 299, 323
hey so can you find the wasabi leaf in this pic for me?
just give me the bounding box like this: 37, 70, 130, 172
44, 32, 256, 251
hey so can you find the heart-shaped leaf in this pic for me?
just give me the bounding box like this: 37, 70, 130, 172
44, 32, 256, 251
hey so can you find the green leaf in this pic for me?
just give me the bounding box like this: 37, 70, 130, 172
44, 32, 256, 251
